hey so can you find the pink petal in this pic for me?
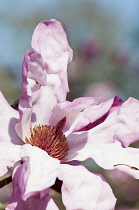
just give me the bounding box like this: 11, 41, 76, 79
58, 164, 116, 210
59, 97, 98, 111
6, 165, 59, 210
49, 97, 97, 133
32, 19, 72, 101
105, 97, 139, 147
16, 19, 73, 140
16, 51, 59, 140
66, 97, 139, 161
89, 142, 139, 179
67, 141, 139, 179
0, 91, 22, 144
66, 133, 139, 176
66, 119, 124, 161
87, 97, 139, 147
32, 19, 73, 70
21, 51, 47, 93
85, 97, 139, 147
18, 144, 60, 200
64, 96, 122, 136
49, 97, 120, 137
32, 19, 73, 102
0, 142, 21, 176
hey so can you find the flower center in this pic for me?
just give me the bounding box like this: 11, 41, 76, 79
25, 117, 68, 161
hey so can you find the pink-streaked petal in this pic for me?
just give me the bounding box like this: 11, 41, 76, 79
58, 164, 116, 210
87, 97, 139, 147
108, 95, 123, 112
64, 96, 122, 136
0, 142, 21, 176
80, 96, 122, 126
0, 91, 23, 144
6, 166, 59, 210
85, 97, 139, 147
52, 96, 97, 134
18, 144, 60, 200
32, 19, 73, 101
50, 97, 121, 136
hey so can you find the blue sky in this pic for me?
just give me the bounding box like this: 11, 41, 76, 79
0, 0, 139, 68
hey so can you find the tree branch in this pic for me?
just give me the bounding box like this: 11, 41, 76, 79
0, 175, 12, 188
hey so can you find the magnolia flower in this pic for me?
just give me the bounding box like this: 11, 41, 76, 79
0, 19, 116, 210
0, 19, 139, 209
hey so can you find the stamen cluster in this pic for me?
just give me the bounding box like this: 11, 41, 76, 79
25, 117, 68, 161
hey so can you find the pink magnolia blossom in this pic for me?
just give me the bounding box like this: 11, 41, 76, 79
0, 19, 117, 210
1, 19, 139, 209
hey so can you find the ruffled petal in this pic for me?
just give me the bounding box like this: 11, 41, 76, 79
32, 19, 73, 82
16, 51, 59, 140
105, 97, 139, 147
0, 91, 22, 144
86, 97, 139, 147
6, 165, 59, 210
0, 142, 21, 176
32, 19, 73, 105
87, 97, 139, 147
58, 163, 116, 210
18, 144, 60, 200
